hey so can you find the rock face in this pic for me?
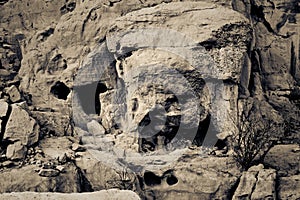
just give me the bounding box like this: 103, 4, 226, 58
264, 144, 300, 176
232, 164, 277, 200
0, 0, 299, 199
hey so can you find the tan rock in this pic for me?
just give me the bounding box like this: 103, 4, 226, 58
232, 171, 258, 200
279, 175, 300, 200
0, 164, 81, 193
6, 141, 27, 160
0, 99, 9, 118
5, 85, 21, 103
264, 144, 300, 176
38, 169, 60, 177
87, 120, 106, 136
3, 105, 39, 146
0, 190, 141, 200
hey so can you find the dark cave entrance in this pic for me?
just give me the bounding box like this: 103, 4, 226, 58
75, 81, 107, 115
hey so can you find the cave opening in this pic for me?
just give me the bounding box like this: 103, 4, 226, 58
50, 81, 70, 100
75, 81, 107, 115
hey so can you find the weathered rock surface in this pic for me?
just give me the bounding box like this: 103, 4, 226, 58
3, 104, 39, 146
0, 0, 299, 199
6, 141, 27, 160
264, 144, 300, 176
0, 164, 81, 193
0, 99, 9, 117
0, 190, 140, 200
142, 150, 241, 200
233, 164, 277, 200
278, 175, 300, 200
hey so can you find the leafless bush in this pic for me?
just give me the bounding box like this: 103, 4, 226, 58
230, 102, 285, 170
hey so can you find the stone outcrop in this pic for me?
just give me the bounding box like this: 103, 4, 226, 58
0, 0, 299, 199
0, 190, 141, 200
232, 164, 277, 200
3, 104, 39, 146
279, 175, 300, 200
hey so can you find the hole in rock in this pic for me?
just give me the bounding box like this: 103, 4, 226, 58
144, 171, 161, 186
75, 81, 107, 115
166, 174, 178, 186
50, 81, 70, 100
193, 114, 211, 146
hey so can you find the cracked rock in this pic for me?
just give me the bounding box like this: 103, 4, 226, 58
6, 141, 27, 160
3, 104, 39, 146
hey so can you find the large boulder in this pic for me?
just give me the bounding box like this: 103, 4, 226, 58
0, 190, 140, 200
232, 164, 277, 200
3, 104, 39, 147
264, 144, 300, 176
278, 175, 300, 200
0, 164, 81, 193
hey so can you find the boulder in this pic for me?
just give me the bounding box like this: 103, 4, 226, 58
233, 164, 277, 200
3, 104, 39, 146
38, 169, 60, 177
0, 164, 81, 193
6, 141, 27, 160
0, 99, 9, 118
264, 144, 300, 176
87, 120, 106, 136
278, 175, 300, 200
0, 190, 141, 200
5, 85, 21, 103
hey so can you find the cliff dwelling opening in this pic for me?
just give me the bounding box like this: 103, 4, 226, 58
75, 81, 107, 115
50, 81, 70, 100
144, 171, 161, 186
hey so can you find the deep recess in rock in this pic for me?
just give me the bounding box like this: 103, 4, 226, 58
75, 81, 107, 115
144, 171, 161, 186
166, 174, 178, 186
50, 81, 70, 100
137, 96, 181, 152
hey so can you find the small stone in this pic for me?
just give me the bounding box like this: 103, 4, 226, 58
75, 152, 85, 157
5, 85, 21, 103
56, 165, 65, 172
87, 120, 106, 136
58, 153, 67, 164
38, 168, 60, 177
36, 160, 42, 167
0, 100, 8, 118
71, 143, 86, 152
6, 141, 27, 160
1, 160, 14, 168
292, 146, 300, 153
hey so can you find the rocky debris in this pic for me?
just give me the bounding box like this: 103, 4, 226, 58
278, 175, 300, 200
38, 168, 60, 177
39, 137, 72, 162
74, 151, 121, 191
0, 164, 81, 193
232, 164, 277, 200
71, 143, 86, 152
264, 144, 300, 176
0, 190, 141, 200
5, 85, 21, 103
6, 141, 27, 160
